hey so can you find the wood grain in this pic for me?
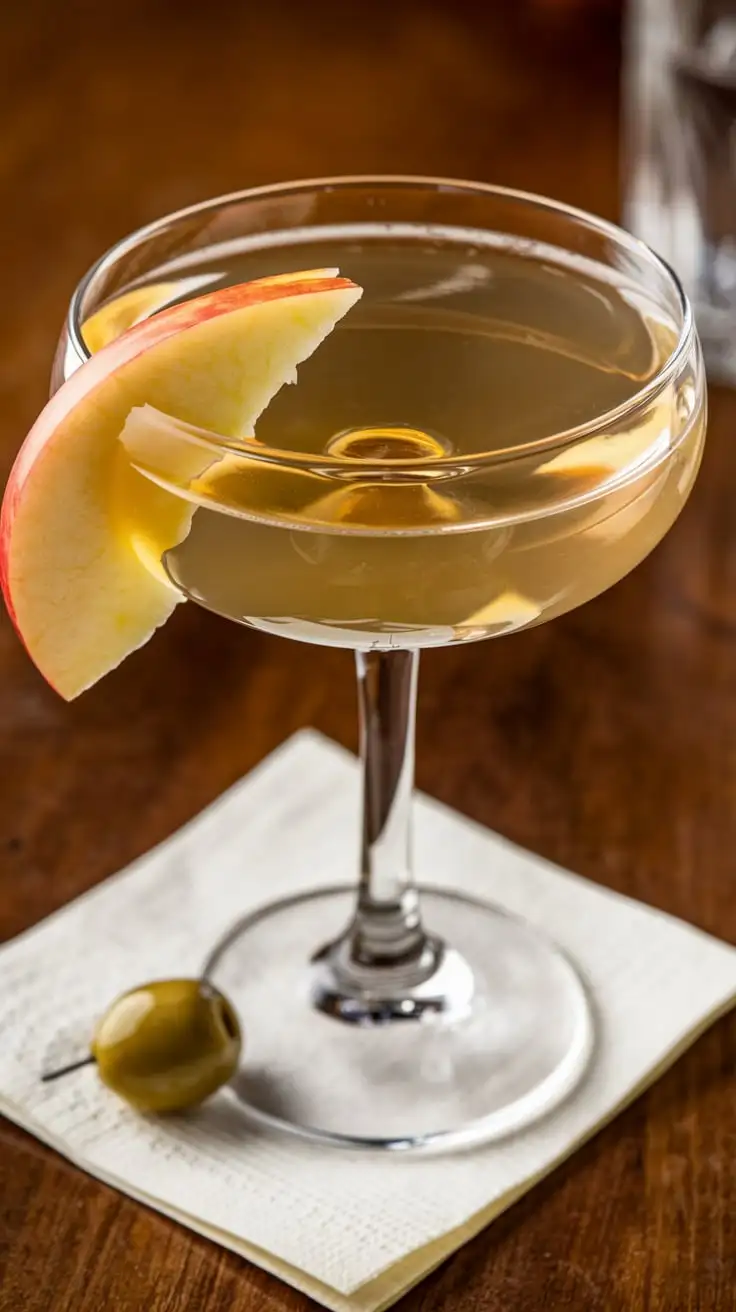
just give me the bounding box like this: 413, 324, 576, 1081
1, 2, 734, 1310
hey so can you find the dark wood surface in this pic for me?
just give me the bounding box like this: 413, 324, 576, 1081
1, 2, 734, 1309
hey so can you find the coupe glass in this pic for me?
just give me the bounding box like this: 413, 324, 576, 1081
55, 178, 706, 1151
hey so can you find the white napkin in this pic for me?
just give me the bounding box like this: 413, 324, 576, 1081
1, 730, 734, 1312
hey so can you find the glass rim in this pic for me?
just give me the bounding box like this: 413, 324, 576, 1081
68, 174, 697, 475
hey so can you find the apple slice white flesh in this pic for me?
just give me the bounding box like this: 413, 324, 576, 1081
0, 273, 362, 699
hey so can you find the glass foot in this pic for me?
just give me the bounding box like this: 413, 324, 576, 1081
204, 887, 594, 1152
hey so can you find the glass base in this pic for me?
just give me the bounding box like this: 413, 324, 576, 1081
203, 887, 594, 1152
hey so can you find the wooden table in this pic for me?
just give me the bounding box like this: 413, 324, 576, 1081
1, 2, 734, 1308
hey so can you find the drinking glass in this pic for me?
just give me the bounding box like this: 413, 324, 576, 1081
55, 178, 706, 1151
625, 0, 736, 381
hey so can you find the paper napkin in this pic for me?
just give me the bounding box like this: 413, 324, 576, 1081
1, 731, 734, 1312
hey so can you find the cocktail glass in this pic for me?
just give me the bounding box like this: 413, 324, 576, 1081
56, 178, 706, 1150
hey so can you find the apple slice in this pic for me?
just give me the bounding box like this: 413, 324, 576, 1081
1, 273, 362, 699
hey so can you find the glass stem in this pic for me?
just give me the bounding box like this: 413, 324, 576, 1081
348, 648, 427, 969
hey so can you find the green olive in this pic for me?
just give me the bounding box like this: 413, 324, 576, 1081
92, 978, 241, 1113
